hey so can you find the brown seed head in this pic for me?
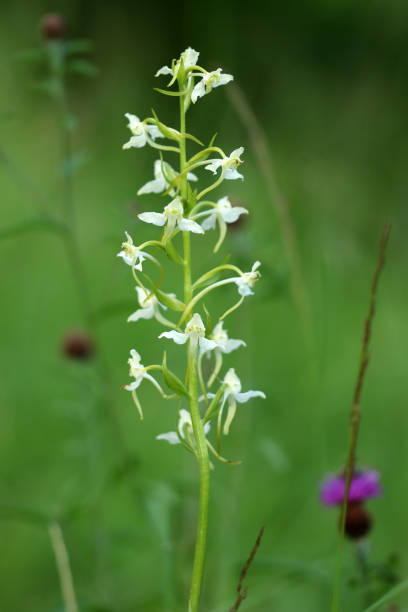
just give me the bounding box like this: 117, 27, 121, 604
62, 330, 94, 360
40, 13, 66, 40
343, 503, 373, 540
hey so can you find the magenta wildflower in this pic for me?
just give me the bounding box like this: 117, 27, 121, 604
320, 470, 382, 507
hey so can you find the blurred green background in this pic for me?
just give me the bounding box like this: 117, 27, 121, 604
1, 1, 407, 610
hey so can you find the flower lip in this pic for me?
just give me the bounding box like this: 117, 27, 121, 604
320, 470, 382, 507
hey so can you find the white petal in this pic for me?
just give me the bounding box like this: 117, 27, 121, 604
137, 177, 167, 195
235, 279, 253, 296
124, 379, 142, 391
204, 422, 211, 435
127, 306, 155, 322
155, 65, 173, 77
231, 147, 244, 158
138, 212, 166, 226
156, 431, 180, 445
158, 331, 188, 345
148, 125, 163, 141
183, 48, 199, 68
199, 338, 218, 352
123, 134, 146, 149
125, 113, 141, 129
205, 159, 223, 174
235, 390, 266, 404
178, 218, 205, 234
191, 80, 206, 104
186, 171, 198, 182
223, 400, 237, 435
222, 207, 248, 223
201, 213, 217, 231
224, 167, 244, 180
215, 73, 234, 88
221, 339, 246, 354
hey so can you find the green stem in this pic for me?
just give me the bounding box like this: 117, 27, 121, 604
48, 521, 79, 612
179, 83, 210, 612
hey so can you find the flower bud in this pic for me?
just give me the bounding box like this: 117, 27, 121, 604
40, 13, 66, 41
62, 330, 94, 360
343, 503, 372, 540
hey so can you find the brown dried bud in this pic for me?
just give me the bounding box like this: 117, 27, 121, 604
62, 330, 94, 360
40, 14, 66, 41
343, 503, 372, 540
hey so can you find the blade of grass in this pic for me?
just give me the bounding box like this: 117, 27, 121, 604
331, 223, 391, 612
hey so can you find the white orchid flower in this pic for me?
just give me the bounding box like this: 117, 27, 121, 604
199, 197, 248, 231
122, 113, 163, 149
156, 408, 210, 446
205, 147, 244, 180
123, 349, 165, 418
209, 321, 246, 354
155, 47, 199, 80
233, 261, 261, 296
138, 197, 204, 241
127, 287, 175, 323
117, 231, 148, 270
159, 313, 217, 353
195, 196, 248, 251
138, 159, 197, 197
216, 368, 265, 435
191, 69, 233, 104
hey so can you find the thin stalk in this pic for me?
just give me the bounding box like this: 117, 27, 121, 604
330, 224, 391, 612
179, 82, 210, 612
48, 521, 79, 612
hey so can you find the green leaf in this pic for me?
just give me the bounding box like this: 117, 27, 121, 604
65, 39, 94, 55
164, 239, 184, 265
13, 48, 46, 65
155, 288, 185, 312
0, 215, 66, 241
363, 577, 408, 611
162, 352, 190, 398
67, 59, 99, 78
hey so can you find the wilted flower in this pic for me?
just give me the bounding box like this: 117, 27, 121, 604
191, 69, 233, 104
122, 113, 163, 149
320, 470, 382, 507
205, 147, 244, 180
138, 159, 197, 196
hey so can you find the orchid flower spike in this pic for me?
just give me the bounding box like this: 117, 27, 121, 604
122, 113, 163, 149
156, 408, 210, 446
127, 287, 175, 323
155, 47, 199, 80
159, 313, 217, 352
218, 368, 265, 435
195, 196, 248, 251
205, 147, 244, 180
138, 197, 204, 241
138, 159, 197, 197
191, 69, 234, 104
117, 231, 148, 270
233, 261, 261, 296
